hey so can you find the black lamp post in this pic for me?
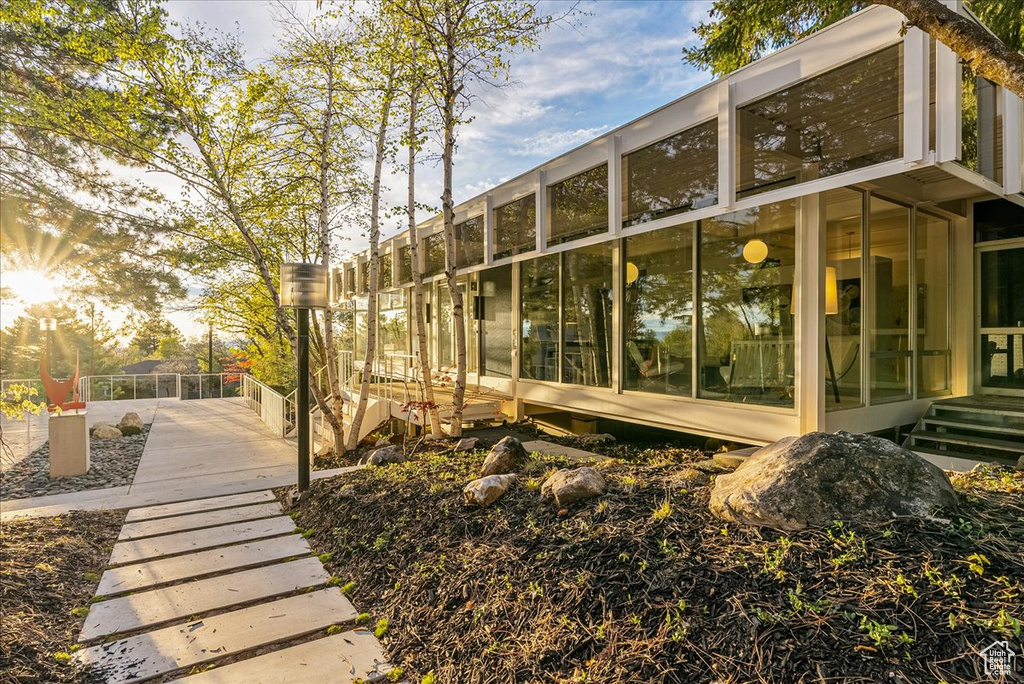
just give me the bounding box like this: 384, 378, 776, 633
280, 262, 329, 493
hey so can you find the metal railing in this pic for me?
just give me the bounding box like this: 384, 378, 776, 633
241, 375, 291, 438
76, 373, 242, 402
0, 378, 45, 395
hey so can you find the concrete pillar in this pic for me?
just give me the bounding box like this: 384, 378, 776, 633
49, 411, 90, 478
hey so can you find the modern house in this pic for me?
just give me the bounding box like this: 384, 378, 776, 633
335, 3, 1024, 464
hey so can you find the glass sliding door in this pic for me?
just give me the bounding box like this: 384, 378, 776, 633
868, 197, 912, 403
916, 212, 951, 397
562, 244, 613, 387
978, 245, 1024, 394
825, 188, 864, 410
520, 255, 560, 381
480, 265, 513, 379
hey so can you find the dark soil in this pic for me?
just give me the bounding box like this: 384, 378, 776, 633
289, 440, 1024, 684
1, 424, 151, 501
0, 509, 125, 684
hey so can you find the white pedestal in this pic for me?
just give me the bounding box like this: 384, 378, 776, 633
49, 411, 90, 478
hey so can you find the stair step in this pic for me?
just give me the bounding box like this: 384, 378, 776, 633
921, 417, 1024, 437
909, 430, 1024, 453
933, 403, 1024, 420
907, 444, 983, 461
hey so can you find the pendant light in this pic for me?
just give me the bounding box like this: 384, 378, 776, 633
742, 238, 768, 264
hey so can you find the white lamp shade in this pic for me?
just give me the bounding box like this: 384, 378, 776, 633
280, 263, 329, 309
825, 266, 839, 315
39, 317, 57, 331
742, 238, 768, 264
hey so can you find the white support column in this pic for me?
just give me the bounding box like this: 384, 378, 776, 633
535, 170, 547, 253
611, 239, 622, 393
718, 82, 736, 209
797, 193, 825, 434
934, 41, 959, 163
1003, 88, 1023, 195
483, 195, 495, 265
510, 249, 522, 418
903, 28, 929, 164
609, 135, 622, 235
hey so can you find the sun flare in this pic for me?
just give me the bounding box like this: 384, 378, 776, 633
2, 269, 61, 306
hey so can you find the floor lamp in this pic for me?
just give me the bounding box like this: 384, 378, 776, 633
825, 266, 840, 404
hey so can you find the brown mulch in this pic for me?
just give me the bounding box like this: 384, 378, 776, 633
0, 509, 125, 684
290, 442, 1024, 684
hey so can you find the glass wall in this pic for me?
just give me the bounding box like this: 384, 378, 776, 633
563, 244, 613, 387
480, 265, 513, 378
379, 291, 408, 356
698, 201, 797, 407
916, 212, 951, 396
961, 67, 1003, 183
868, 197, 911, 403
622, 120, 718, 227
548, 165, 609, 246
494, 194, 536, 259
436, 284, 453, 369
423, 233, 446, 278
825, 188, 864, 410
624, 223, 694, 395
737, 45, 903, 199
456, 216, 485, 268
520, 255, 559, 381
380, 253, 393, 290
397, 245, 412, 284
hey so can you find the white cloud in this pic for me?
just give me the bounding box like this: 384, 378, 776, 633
510, 125, 610, 157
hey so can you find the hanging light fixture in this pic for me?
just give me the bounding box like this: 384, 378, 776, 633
625, 261, 640, 284
742, 238, 768, 264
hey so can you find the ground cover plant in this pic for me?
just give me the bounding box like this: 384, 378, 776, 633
0, 509, 124, 683
291, 440, 1024, 683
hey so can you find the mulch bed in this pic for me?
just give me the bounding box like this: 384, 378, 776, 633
290, 440, 1024, 683
0, 509, 125, 684
1, 425, 151, 501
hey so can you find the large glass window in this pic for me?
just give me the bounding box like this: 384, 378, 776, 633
961, 67, 1003, 183
456, 216, 485, 268
916, 212, 951, 397
622, 120, 718, 227
698, 201, 797, 407
548, 165, 609, 246
825, 188, 864, 410
379, 291, 408, 356
480, 265, 513, 378
397, 245, 412, 284
869, 197, 911, 403
520, 255, 559, 381
436, 284, 453, 369
423, 233, 446, 278
494, 194, 536, 259
624, 223, 694, 395
380, 253, 393, 290
563, 244, 613, 387
737, 45, 903, 199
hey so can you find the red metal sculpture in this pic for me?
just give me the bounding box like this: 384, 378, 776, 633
41, 351, 86, 411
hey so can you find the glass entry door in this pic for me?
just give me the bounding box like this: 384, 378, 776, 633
977, 242, 1024, 395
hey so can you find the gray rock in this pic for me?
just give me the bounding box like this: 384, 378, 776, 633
454, 437, 478, 452
480, 436, 527, 476
709, 431, 959, 531
374, 438, 388, 447
117, 412, 144, 431
92, 425, 123, 440
668, 467, 711, 489
579, 433, 616, 446
359, 445, 406, 467
464, 474, 516, 507
1017, 454, 1024, 472
712, 452, 749, 469
692, 459, 731, 474
541, 467, 606, 506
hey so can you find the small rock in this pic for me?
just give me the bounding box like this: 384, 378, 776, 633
712, 452, 749, 469
117, 412, 144, 431
692, 459, 731, 474
668, 467, 711, 488
541, 467, 606, 507
579, 433, 616, 446
463, 474, 516, 507
374, 438, 388, 447
481, 436, 527, 476
1017, 454, 1023, 471
454, 437, 478, 452
359, 444, 406, 467
92, 425, 123, 440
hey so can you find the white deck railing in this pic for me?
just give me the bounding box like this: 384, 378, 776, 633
241, 375, 290, 438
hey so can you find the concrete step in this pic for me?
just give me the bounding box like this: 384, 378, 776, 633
164, 630, 391, 683
109, 517, 297, 567
118, 503, 283, 541
75, 590, 358, 684
81, 557, 329, 642
909, 429, 1024, 453
125, 491, 277, 523
921, 416, 1024, 437
97, 536, 311, 597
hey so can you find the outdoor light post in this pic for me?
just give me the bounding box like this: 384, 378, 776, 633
280, 262, 329, 493
39, 317, 57, 369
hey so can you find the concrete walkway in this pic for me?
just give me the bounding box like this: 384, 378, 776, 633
2, 398, 357, 520
76, 490, 391, 683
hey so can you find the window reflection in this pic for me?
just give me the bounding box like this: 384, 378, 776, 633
825, 188, 864, 410
563, 244, 613, 387
520, 255, 559, 381
494, 194, 536, 259
548, 165, 609, 246
869, 197, 911, 403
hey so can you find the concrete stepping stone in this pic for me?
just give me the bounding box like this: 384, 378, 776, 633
97, 536, 311, 597
75, 589, 358, 684
124, 491, 276, 523
165, 630, 392, 683
118, 502, 283, 541
109, 517, 296, 567
81, 557, 330, 642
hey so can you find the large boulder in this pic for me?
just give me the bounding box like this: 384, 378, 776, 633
541, 467, 606, 507
480, 436, 528, 476
359, 445, 406, 467
117, 412, 144, 431
709, 431, 959, 531
464, 474, 516, 508
92, 424, 123, 440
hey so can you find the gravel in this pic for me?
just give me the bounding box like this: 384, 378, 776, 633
0, 425, 150, 501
